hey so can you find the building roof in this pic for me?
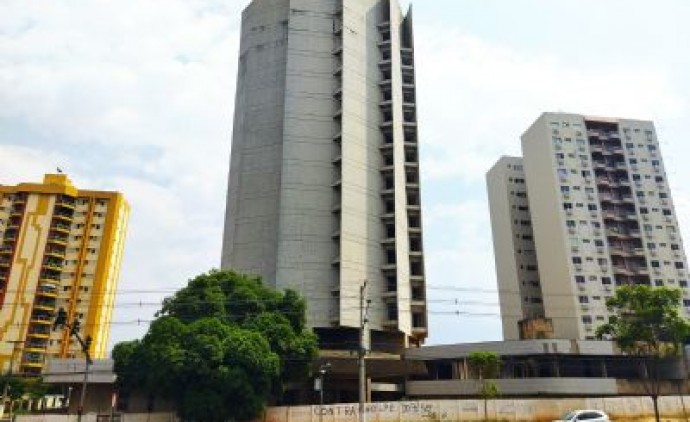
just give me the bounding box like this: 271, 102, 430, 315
405, 339, 617, 360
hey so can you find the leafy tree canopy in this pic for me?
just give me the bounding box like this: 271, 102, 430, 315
596, 285, 690, 422
596, 285, 690, 356
468, 351, 501, 379
113, 270, 318, 422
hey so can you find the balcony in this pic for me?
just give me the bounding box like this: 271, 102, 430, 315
412, 326, 428, 337
30, 305, 55, 322
381, 262, 397, 272
382, 318, 398, 328
50, 223, 71, 234
56, 197, 76, 209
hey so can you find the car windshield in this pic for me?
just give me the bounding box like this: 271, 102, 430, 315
561, 412, 577, 421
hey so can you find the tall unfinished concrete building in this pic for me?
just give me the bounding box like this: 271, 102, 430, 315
489, 113, 689, 340
222, 0, 427, 350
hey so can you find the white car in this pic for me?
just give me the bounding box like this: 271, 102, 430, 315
554, 410, 610, 422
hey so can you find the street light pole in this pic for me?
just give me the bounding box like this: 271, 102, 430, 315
358, 280, 369, 422
319, 362, 331, 422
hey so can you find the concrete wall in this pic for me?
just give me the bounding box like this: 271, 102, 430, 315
14, 396, 690, 422
487, 156, 543, 340
521, 113, 583, 339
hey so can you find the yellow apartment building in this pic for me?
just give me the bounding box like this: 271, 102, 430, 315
0, 174, 129, 376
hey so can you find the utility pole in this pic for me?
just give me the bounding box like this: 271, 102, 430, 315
318, 362, 331, 422
358, 280, 369, 422
53, 308, 92, 422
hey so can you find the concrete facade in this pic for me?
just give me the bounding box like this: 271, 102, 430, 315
0, 175, 129, 375
488, 113, 690, 340
222, 0, 427, 349
487, 157, 543, 340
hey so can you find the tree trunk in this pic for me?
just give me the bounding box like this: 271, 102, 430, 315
483, 396, 488, 422
652, 395, 660, 422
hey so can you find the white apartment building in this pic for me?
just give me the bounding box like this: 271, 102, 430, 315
489, 112, 689, 340
487, 157, 544, 340
222, 0, 427, 350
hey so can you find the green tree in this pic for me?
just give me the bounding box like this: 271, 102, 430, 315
468, 351, 501, 422
596, 285, 690, 422
113, 270, 319, 422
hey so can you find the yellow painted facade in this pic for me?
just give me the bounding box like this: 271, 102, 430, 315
0, 174, 129, 376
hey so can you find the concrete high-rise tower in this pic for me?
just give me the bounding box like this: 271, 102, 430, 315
488, 113, 689, 340
222, 0, 427, 350
0, 174, 129, 375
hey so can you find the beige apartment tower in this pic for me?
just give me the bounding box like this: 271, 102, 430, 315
489, 113, 689, 340
222, 0, 427, 350
0, 174, 129, 375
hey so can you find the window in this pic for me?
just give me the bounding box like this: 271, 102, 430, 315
663, 209, 672, 216
680, 280, 688, 288
654, 279, 664, 287
572, 257, 582, 264
587, 204, 597, 211
579, 296, 589, 304
651, 261, 660, 268
675, 262, 685, 269
575, 276, 585, 284
582, 315, 592, 324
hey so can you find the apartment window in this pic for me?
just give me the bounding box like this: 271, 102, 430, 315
561, 186, 570, 193
595, 240, 604, 247
671, 244, 680, 251
579, 296, 589, 304
675, 262, 685, 269
625, 143, 634, 149
587, 204, 597, 211
597, 258, 608, 266
663, 209, 672, 216
640, 207, 649, 214
575, 276, 585, 284
655, 176, 664, 183
582, 315, 592, 324
632, 174, 641, 181
563, 203, 573, 210
602, 277, 612, 285
651, 261, 660, 268
654, 279, 664, 287
566, 220, 576, 228
659, 192, 668, 199
572, 257, 582, 264
680, 280, 688, 287
684, 300, 690, 307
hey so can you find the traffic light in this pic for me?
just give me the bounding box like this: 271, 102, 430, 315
53, 308, 67, 331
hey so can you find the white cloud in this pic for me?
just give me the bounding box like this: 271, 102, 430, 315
416, 28, 687, 184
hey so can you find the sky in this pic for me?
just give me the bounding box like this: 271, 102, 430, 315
1, 0, 690, 350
